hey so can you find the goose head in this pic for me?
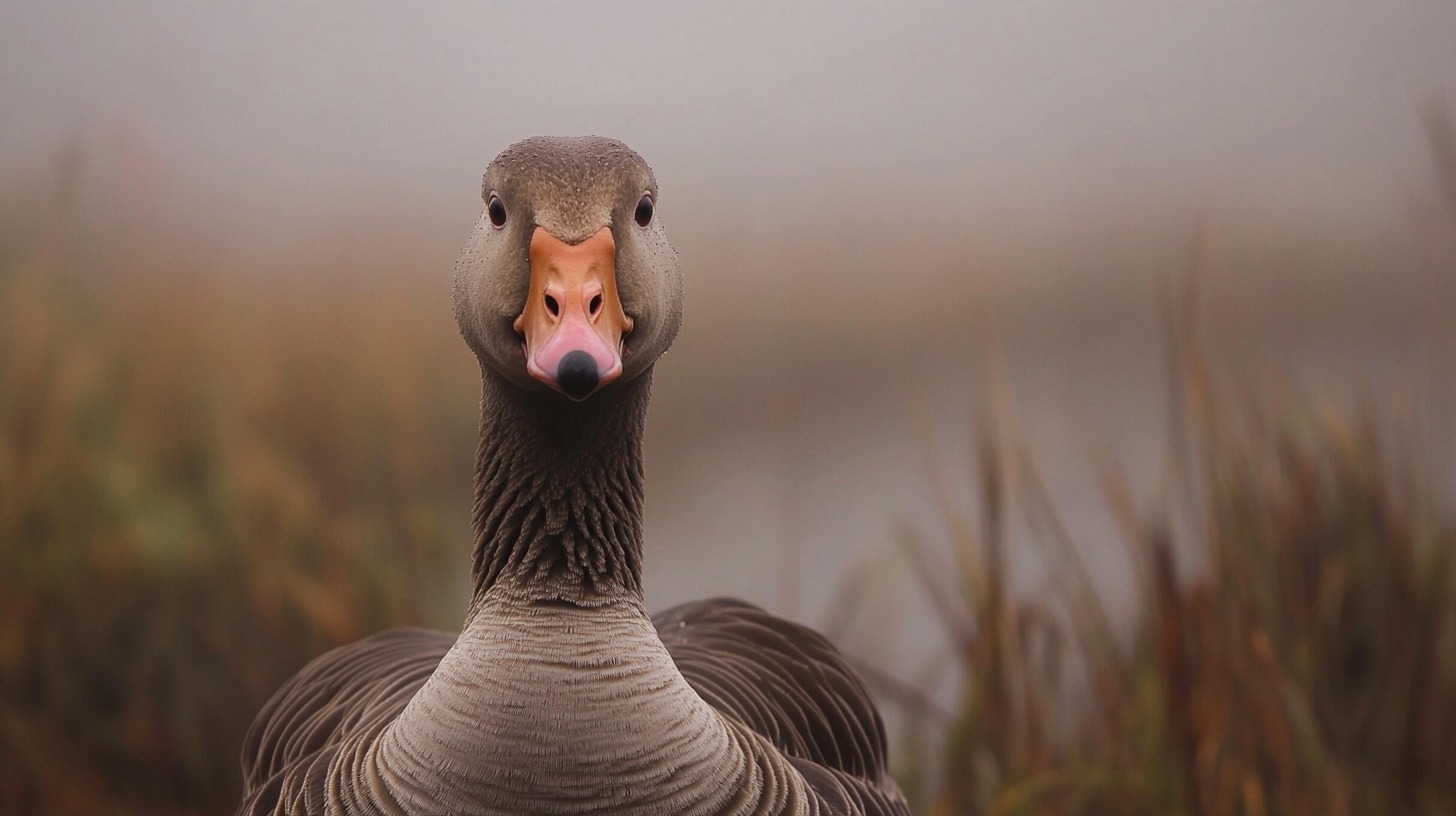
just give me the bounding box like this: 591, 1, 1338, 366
453, 136, 683, 400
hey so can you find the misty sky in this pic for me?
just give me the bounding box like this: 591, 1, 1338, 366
2, 1, 1454, 228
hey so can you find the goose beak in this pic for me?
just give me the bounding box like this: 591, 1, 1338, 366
514, 226, 634, 400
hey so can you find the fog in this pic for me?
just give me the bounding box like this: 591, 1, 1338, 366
4, 0, 1455, 711
4, 1, 1454, 230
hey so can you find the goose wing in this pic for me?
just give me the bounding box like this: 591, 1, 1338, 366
237, 627, 454, 816
653, 597, 907, 813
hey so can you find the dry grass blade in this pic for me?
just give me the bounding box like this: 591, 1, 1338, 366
1424, 97, 1456, 216
886, 178, 1456, 814
0, 173, 473, 815
897, 524, 974, 657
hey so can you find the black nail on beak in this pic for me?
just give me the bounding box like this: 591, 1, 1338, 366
557, 350, 600, 399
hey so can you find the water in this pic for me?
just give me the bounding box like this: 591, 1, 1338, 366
636, 271, 1452, 716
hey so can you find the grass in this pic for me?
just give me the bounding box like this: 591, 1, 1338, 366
0, 167, 476, 814
892, 215, 1456, 814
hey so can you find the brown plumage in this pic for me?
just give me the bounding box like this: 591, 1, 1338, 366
237, 136, 909, 816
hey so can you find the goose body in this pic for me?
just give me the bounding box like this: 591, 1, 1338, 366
238, 137, 909, 816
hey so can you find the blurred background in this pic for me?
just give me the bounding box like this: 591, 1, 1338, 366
2, 2, 1454, 814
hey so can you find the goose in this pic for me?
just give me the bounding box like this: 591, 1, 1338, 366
237, 136, 910, 816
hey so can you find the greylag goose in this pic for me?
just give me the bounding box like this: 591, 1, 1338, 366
238, 136, 910, 816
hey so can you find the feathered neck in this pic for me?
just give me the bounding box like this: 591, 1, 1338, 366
467, 364, 651, 609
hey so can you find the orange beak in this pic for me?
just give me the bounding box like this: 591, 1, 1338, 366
513, 226, 633, 400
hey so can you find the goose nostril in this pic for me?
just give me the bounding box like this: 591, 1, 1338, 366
589, 294, 603, 317
544, 294, 559, 317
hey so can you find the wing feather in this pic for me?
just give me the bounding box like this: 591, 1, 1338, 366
653, 598, 893, 787
237, 627, 454, 816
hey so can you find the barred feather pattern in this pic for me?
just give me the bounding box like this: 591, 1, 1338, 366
240, 602, 907, 815
469, 367, 649, 604
237, 369, 908, 815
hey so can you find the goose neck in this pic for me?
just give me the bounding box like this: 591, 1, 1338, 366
468, 365, 651, 606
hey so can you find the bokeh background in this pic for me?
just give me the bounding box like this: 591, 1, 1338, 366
2, 2, 1454, 814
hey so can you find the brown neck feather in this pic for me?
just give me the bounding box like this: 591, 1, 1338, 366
468, 364, 650, 608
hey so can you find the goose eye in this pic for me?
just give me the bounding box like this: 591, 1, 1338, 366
487, 194, 507, 228
634, 194, 654, 227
